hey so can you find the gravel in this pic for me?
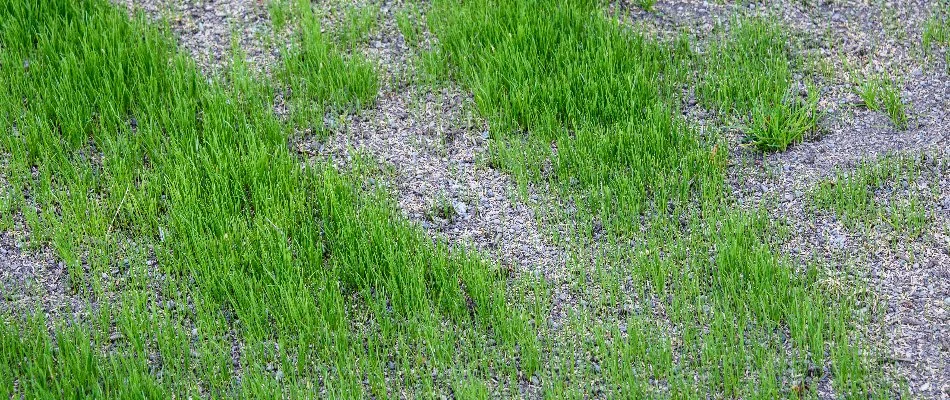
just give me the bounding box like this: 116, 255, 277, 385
114, 0, 277, 74
301, 0, 570, 283
308, 74, 568, 284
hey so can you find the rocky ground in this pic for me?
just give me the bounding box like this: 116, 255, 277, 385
2, 0, 948, 397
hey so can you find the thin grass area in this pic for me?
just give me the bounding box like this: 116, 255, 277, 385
923, 3, 950, 51
853, 72, 908, 130
812, 155, 932, 239
699, 18, 821, 151
430, 0, 891, 396
0, 0, 536, 396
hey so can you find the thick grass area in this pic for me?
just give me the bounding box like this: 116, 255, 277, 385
0, 0, 536, 397
430, 0, 891, 397
429, 0, 718, 236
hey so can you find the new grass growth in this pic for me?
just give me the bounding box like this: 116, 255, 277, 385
277, 0, 378, 129
812, 155, 931, 238
854, 72, 908, 129
0, 0, 535, 396
923, 3, 950, 51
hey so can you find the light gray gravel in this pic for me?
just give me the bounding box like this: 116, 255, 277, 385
307, 85, 568, 282
115, 0, 277, 73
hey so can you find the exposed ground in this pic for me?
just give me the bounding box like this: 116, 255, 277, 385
2, 0, 949, 398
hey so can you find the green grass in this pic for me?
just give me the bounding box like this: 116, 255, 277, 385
635, 0, 657, 12
812, 155, 931, 238
699, 18, 821, 151
853, 72, 908, 129
431, 0, 712, 235
0, 0, 535, 396
277, 0, 378, 130
396, 2, 425, 48
333, 2, 380, 48
923, 3, 950, 51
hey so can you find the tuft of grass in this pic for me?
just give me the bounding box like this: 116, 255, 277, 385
747, 84, 821, 151
635, 0, 657, 11
699, 18, 820, 151
854, 72, 908, 129
334, 3, 380, 48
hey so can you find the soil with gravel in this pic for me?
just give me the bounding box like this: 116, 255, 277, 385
0, 229, 84, 324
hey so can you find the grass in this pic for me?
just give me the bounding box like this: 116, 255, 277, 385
334, 2, 380, 48
853, 72, 909, 129
812, 155, 931, 239
923, 3, 950, 51
396, 2, 425, 47
0, 0, 904, 397
276, 0, 378, 130
0, 0, 535, 396
699, 18, 821, 151
635, 0, 657, 12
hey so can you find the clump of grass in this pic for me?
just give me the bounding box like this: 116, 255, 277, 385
425, 192, 458, 221
278, 0, 378, 127
267, 0, 291, 32
635, 0, 657, 11
747, 85, 821, 151
699, 18, 821, 151
854, 72, 908, 129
